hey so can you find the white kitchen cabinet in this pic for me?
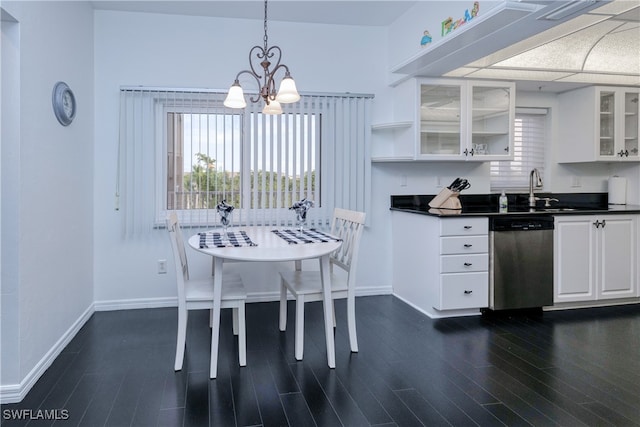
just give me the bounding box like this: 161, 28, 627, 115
558, 86, 640, 163
392, 211, 488, 317
374, 78, 514, 162
417, 79, 514, 161
554, 215, 637, 304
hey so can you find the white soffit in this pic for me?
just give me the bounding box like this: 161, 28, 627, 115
448, 0, 640, 85
391, 2, 541, 76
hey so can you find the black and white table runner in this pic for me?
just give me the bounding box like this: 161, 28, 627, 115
272, 229, 342, 244
198, 231, 258, 248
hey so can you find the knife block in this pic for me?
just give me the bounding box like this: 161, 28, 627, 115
428, 188, 462, 210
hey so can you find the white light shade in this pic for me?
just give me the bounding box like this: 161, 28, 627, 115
224, 83, 247, 109
275, 76, 300, 103
262, 100, 282, 115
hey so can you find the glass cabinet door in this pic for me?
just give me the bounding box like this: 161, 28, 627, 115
599, 91, 616, 157
419, 84, 461, 156
624, 91, 639, 159
470, 85, 512, 158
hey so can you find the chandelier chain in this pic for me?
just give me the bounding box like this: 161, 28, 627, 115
263, 0, 268, 52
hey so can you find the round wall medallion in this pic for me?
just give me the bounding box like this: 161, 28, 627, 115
52, 81, 76, 126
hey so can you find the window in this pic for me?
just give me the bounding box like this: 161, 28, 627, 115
490, 108, 548, 192
165, 111, 318, 212
166, 111, 242, 210
117, 88, 371, 236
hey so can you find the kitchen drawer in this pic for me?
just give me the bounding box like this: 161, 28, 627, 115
440, 254, 488, 273
436, 272, 489, 310
440, 217, 488, 236
440, 236, 488, 254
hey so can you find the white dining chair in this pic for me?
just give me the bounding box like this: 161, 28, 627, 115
278, 208, 366, 360
166, 212, 246, 378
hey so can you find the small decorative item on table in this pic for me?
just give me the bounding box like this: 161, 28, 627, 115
289, 198, 314, 236
216, 199, 234, 241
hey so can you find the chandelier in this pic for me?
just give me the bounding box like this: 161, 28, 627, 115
223, 0, 300, 115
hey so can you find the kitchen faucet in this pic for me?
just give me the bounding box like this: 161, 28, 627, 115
529, 168, 543, 208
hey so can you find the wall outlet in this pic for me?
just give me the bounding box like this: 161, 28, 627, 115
157, 259, 167, 274
571, 176, 582, 188
400, 174, 407, 187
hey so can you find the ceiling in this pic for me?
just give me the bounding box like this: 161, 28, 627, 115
91, 1, 639, 91
91, 1, 418, 27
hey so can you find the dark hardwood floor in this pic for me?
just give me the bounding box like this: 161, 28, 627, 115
2, 295, 640, 426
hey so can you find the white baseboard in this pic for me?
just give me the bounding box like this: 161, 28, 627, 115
0, 304, 95, 404
246, 285, 393, 303
94, 297, 177, 311
94, 285, 392, 309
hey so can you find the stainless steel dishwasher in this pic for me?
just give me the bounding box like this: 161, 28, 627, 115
488, 215, 554, 311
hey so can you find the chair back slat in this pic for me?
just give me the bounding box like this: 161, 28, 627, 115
167, 213, 189, 303
330, 208, 366, 273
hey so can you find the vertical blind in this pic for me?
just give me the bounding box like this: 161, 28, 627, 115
490, 108, 548, 192
117, 87, 372, 237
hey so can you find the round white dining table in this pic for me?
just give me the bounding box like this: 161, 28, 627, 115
188, 226, 342, 377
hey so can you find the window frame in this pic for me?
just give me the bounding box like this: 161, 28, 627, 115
156, 99, 322, 227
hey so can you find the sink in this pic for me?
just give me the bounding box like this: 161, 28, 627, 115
538, 208, 575, 212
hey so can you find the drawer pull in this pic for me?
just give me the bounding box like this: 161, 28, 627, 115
463, 244, 473, 248
463, 225, 472, 229
463, 290, 473, 295
464, 262, 473, 267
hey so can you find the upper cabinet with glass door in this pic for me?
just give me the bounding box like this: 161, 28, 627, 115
470, 84, 514, 159
417, 79, 514, 161
558, 86, 639, 163
419, 84, 462, 157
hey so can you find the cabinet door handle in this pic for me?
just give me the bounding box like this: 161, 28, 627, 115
463, 290, 473, 295
602, 219, 606, 228
593, 220, 600, 228
464, 262, 473, 267
625, 150, 629, 157
463, 244, 473, 248
618, 150, 626, 157
463, 225, 472, 229
463, 148, 469, 156
593, 220, 607, 228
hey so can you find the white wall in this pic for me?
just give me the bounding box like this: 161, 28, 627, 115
0, 0, 94, 401
387, 1, 501, 75
93, 10, 393, 307
1, 7, 21, 388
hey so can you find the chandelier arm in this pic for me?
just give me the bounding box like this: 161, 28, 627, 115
270, 63, 291, 78
234, 70, 265, 104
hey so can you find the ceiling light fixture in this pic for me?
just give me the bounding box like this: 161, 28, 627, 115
223, 0, 300, 115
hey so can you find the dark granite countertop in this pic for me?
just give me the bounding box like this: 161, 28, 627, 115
391, 193, 640, 217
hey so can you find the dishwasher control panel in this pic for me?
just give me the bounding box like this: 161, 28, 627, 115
490, 216, 554, 231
